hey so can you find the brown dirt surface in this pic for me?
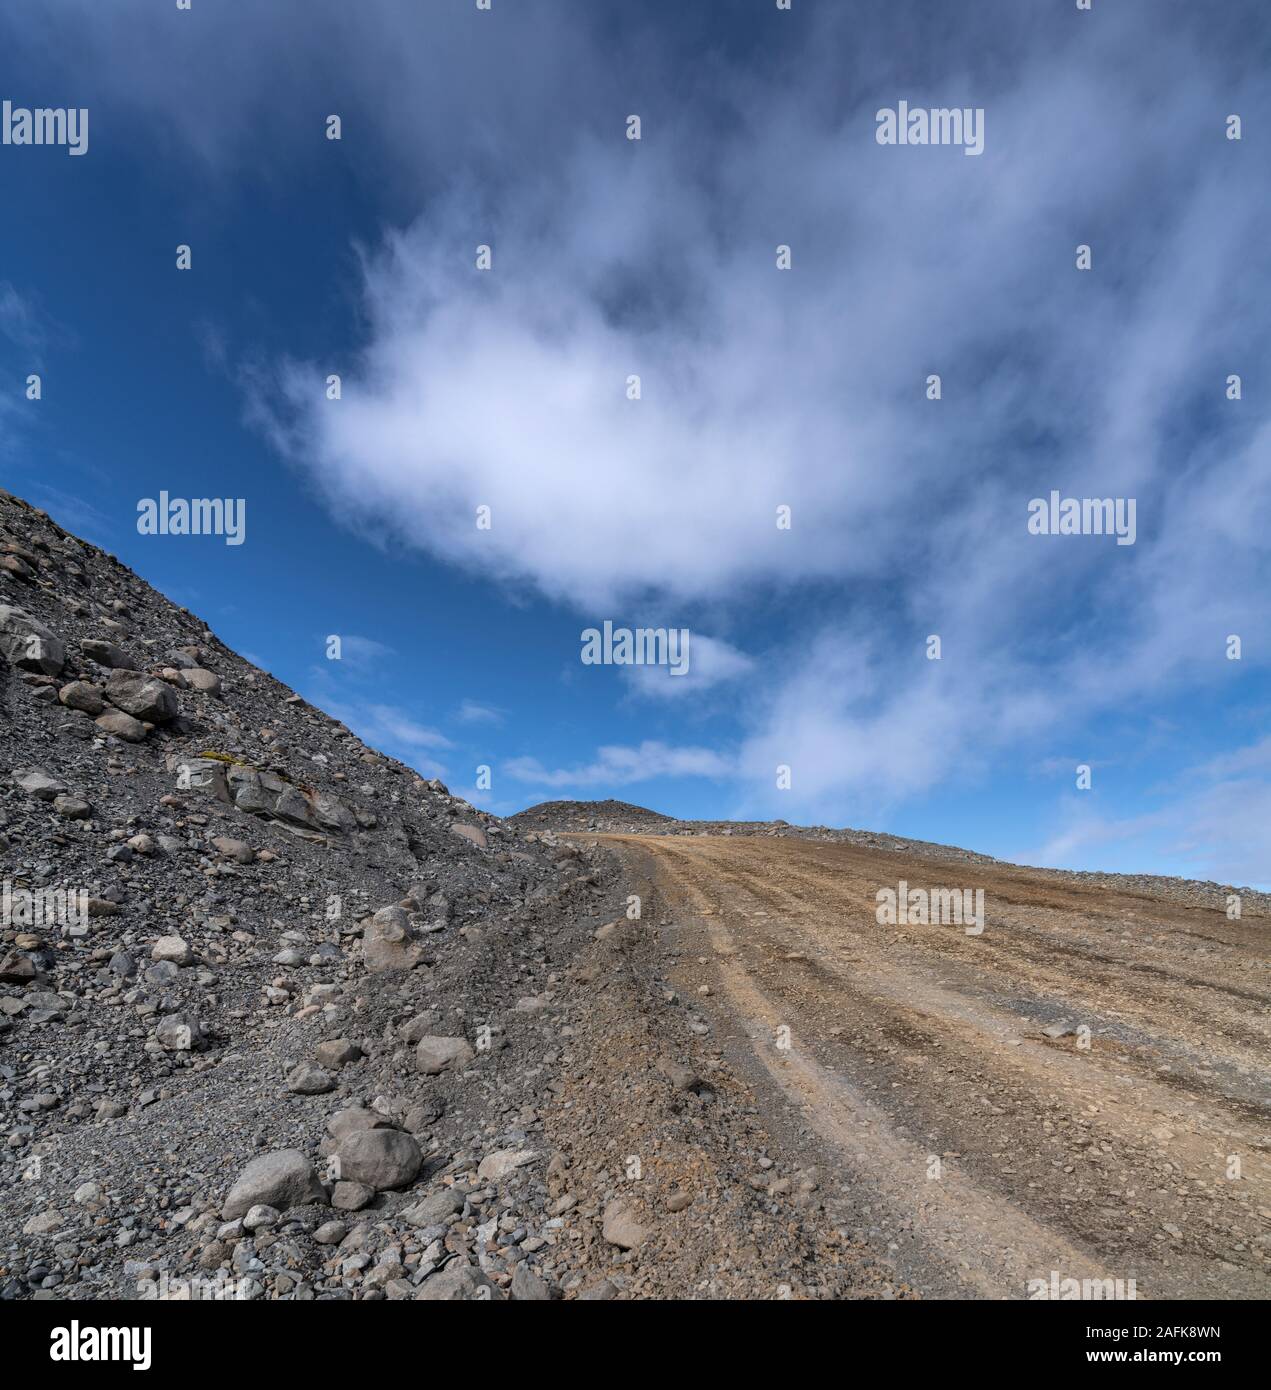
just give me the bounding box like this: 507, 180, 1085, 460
584, 832, 1270, 1300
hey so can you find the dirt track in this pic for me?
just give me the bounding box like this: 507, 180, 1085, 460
601, 833, 1271, 1300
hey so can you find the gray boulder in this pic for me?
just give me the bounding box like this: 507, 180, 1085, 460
173, 756, 230, 799
155, 1014, 209, 1052
334, 1128, 422, 1191
58, 681, 104, 715
477, 1148, 537, 1182
416, 1261, 497, 1301
81, 638, 135, 668
286, 1063, 336, 1095
95, 708, 147, 742
415, 1036, 475, 1075
310, 792, 357, 834
13, 769, 67, 802
226, 765, 281, 815
510, 1264, 552, 1301
105, 669, 178, 723
363, 905, 423, 974
151, 935, 193, 966
222, 1149, 327, 1220
401, 1189, 465, 1227
331, 1181, 376, 1211
327, 1107, 389, 1142
0, 606, 65, 675
211, 835, 254, 864
602, 1199, 649, 1250
274, 785, 318, 828
315, 1039, 362, 1069
185, 667, 221, 694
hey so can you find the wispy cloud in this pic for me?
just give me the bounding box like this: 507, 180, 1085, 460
456, 698, 505, 726
506, 741, 733, 789
621, 634, 754, 702
244, 0, 1270, 849
349, 703, 450, 750
332, 634, 396, 665
0, 282, 49, 364
1025, 735, 1271, 888
321, 699, 453, 778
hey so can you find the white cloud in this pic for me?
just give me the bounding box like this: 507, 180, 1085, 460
261, 55, 1262, 624
321, 699, 453, 779
255, 17, 1270, 853
1166, 779, 1271, 889
1027, 808, 1171, 868
505, 741, 733, 789
353, 704, 450, 750
456, 699, 505, 725
0, 283, 43, 359
244, 17, 1270, 819
1191, 736, 1271, 781
1024, 735, 1271, 888
621, 633, 754, 701
336, 634, 396, 665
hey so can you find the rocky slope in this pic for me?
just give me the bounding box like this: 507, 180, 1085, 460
0, 487, 611, 1300
0, 488, 884, 1303
510, 799, 675, 835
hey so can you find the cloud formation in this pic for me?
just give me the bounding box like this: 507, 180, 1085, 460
9, 1, 1269, 873
506, 741, 733, 790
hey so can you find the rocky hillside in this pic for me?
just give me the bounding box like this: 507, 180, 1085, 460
0, 487, 605, 1300
510, 799, 674, 834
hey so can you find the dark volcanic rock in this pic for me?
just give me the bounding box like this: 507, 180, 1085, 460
0, 487, 600, 1304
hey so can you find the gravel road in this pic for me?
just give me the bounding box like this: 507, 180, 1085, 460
597, 832, 1270, 1300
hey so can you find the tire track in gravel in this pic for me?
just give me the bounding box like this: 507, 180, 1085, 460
599, 834, 1271, 1300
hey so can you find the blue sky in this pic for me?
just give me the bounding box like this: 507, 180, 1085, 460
2, 0, 1269, 886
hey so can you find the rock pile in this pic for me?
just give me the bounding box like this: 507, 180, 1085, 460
0, 488, 613, 1300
